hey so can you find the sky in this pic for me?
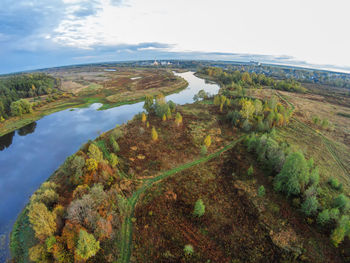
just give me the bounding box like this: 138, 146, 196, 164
0, 0, 349, 74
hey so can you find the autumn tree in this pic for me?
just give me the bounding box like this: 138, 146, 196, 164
29, 244, 48, 263
88, 144, 103, 162
204, 135, 211, 148
141, 112, 147, 123
28, 202, 57, 240
175, 112, 183, 126
151, 126, 158, 141
76, 229, 100, 260
240, 99, 255, 120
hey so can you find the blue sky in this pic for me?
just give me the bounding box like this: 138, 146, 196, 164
0, 0, 349, 74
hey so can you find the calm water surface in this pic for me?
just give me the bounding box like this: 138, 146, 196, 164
0, 72, 219, 260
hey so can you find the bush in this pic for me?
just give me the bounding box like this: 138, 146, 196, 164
183, 244, 194, 256
193, 199, 205, 217
258, 185, 265, 197
301, 195, 319, 216
200, 145, 207, 156
329, 208, 340, 220
317, 209, 330, 226
247, 165, 254, 176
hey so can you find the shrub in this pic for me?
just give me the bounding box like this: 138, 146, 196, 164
317, 209, 330, 226
183, 244, 194, 256
258, 185, 265, 197
247, 165, 254, 176
76, 230, 100, 260
193, 199, 205, 217
200, 145, 207, 156
151, 126, 158, 141
301, 195, 319, 216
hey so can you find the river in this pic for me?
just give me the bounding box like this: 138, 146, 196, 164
0, 71, 219, 260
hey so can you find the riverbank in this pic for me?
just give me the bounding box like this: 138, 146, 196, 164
0, 69, 188, 137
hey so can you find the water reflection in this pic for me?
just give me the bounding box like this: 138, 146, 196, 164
0, 132, 15, 151
18, 122, 37, 136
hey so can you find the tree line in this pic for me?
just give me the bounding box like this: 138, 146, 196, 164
0, 73, 59, 119
199, 67, 307, 93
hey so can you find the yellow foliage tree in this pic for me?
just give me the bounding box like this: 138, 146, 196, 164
151, 127, 158, 141
239, 99, 255, 120
146, 121, 150, 128
162, 114, 167, 121
28, 202, 57, 240
204, 135, 211, 148
141, 112, 147, 123
85, 158, 98, 171
166, 107, 172, 119
175, 112, 183, 126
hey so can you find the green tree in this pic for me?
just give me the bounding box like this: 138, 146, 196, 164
273, 152, 309, 196
110, 136, 120, 152
247, 165, 254, 176
301, 195, 319, 216
317, 209, 330, 226
333, 194, 350, 211
76, 229, 100, 260
258, 185, 265, 197
183, 244, 194, 256
143, 95, 154, 113
193, 199, 205, 217
109, 153, 119, 167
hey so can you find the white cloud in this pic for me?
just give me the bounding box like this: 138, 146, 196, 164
45, 0, 350, 67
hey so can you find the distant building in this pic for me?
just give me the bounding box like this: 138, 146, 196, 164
153, 60, 159, 66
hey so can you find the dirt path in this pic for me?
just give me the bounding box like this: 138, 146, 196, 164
117, 136, 245, 263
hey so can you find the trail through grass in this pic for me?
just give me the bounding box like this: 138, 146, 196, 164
117, 136, 245, 263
